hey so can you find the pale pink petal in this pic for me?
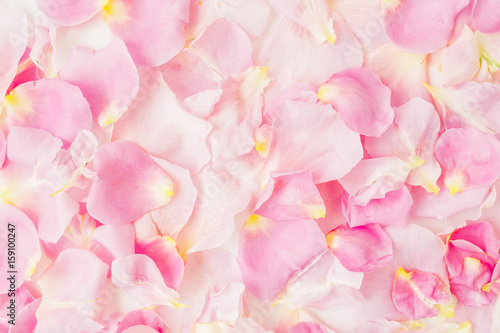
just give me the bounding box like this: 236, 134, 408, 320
441, 26, 481, 86
342, 186, 412, 228
186, 0, 271, 39
0, 204, 41, 293
411, 184, 494, 221
338, 157, 410, 206
435, 127, 500, 194
318, 67, 394, 137
36, 0, 104, 26
256, 15, 363, 86
288, 322, 327, 333
274, 250, 363, 311
38, 248, 108, 304
264, 80, 316, 119
87, 141, 175, 225
330, 0, 387, 48
238, 214, 327, 300
176, 169, 251, 254
265, 101, 363, 183
473, 0, 500, 33
392, 268, 450, 320
35, 305, 104, 333
10, 298, 41, 333
117, 309, 164, 333
425, 81, 500, 134
354, 319, 406, 333
365, 44, 430, 107
255, 170, 326, 221
267, 0, 337, 44
0, 130, 5, 168
3, 126, 61, 187
365, 98, 442, 194
90, 224, 135, 265
158, 250, 243, 332
189, 18, 252, 76
382, 0, 468, 54
112, 72, 212, 173
111, 254, 181, 308
148, 156, 197, 238
208, 66, 269, 161
5, 79, 92, 145
104, 0, 189, 66
58, 38, 139, 128
0, 2, 28, 99
135, 236, 184, 290
326, 224, 393, 272
161, 51, 221, 101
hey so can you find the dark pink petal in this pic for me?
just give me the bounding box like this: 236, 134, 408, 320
288, 322, 327, 333
326, 224, 393, 272
135, 236, 184, 290
318, 67, 394, 137
392, 268, 450, 320
342, 186, 412, 228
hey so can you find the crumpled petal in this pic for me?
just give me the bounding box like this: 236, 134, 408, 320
392, 268, 450, 320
